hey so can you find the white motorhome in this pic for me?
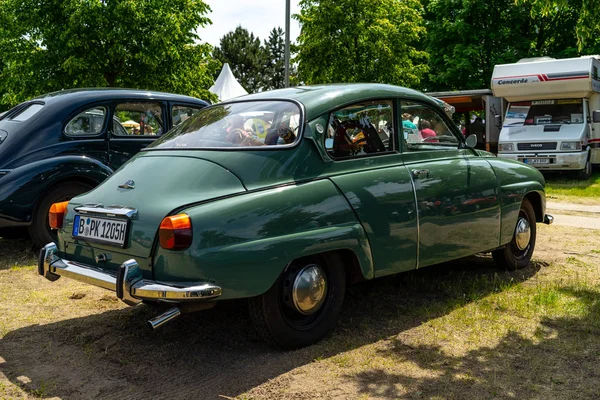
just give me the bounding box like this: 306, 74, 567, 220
491, 55, 600, 178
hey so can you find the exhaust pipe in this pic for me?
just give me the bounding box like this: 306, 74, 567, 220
147, 306, 181, 330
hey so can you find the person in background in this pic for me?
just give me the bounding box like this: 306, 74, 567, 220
402, 113, 417, 129
470, 117, 486, 148
419, 119, 437, 142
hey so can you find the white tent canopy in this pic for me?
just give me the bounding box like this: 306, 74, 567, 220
209, 63, 248, 101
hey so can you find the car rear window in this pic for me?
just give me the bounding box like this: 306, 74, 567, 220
148, 100, 301, 150
10, 103, 44, 122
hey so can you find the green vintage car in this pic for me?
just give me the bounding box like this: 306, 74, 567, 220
38, 84, 553, 349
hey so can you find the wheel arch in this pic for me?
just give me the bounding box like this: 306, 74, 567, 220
524, 190, 545, 223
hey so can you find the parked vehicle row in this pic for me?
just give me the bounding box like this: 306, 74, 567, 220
36, 84, 553, 348
0, 89, 208, 247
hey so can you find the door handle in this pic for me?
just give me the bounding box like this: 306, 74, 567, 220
412, 169, 430, 178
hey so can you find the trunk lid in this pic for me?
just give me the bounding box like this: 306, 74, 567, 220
62, 153, 246, 264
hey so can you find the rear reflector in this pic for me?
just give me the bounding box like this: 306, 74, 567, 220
159, 214, 192, 250
49, 201, 69, 229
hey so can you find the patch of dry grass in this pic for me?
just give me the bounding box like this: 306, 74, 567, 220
0, 225, 599, 399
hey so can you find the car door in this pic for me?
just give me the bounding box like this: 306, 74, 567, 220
323, 99, 419, 277
108, 100, 167, 170
400, 99, 501, 268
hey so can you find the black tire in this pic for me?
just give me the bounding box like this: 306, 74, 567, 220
577, 157, 592, 180
29, 182, 93, 250
248, 254, 346, 349
492, 198, 536, 270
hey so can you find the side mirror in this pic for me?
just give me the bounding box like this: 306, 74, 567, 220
593, 110, 600, 123
465, 134, 477, 149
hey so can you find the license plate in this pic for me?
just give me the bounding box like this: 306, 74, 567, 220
73, 214, 128, 247
524, 158, 550, 164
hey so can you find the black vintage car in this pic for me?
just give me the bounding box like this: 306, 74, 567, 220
0, 88, 209, 247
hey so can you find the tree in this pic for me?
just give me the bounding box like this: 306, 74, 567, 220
263, 27, 286, 90
516, 0, 600, 48
423, 0, 600, 92
213, 26, 265, 93
294, 0, 429, 87
0, 0, 219, 110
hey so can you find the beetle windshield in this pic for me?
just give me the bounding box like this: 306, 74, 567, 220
149, 100, 302, 149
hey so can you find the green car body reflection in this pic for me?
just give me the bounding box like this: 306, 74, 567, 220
39, 84, 552, 349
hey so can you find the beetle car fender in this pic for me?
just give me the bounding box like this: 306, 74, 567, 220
0, 156, 113, 225
152, 179, 375, 300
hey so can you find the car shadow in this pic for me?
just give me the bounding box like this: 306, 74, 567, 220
0, 237, 37, 270
0, 255, 543, 399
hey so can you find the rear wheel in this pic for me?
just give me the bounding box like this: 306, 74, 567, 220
492, 198, 536, 270
249, 254, 345, 349
29, 182, 93, 250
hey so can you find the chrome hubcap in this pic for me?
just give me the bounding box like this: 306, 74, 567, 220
292, 264, 327, 315
515, 217, 531, 251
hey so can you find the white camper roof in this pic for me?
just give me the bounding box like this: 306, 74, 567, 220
491, 56, 600, 102
209, 63, 248, 102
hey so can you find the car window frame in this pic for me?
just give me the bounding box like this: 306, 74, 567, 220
323, 97, 399, 161
110, 100, 167, 139
63, 105, 109, 138
398, 98, 466, 153
145, 98, 306, 152
8, 101, 46, 122
170, 102, 206, 128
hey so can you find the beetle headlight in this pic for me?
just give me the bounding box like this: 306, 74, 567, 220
560, 141, 582, 151
498, 143, 514, 152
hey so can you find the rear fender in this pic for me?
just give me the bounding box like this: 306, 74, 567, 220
152, 179, 374, 300
0, 156, 112, 224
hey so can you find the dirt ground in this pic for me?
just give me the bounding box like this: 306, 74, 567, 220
0, 222, 599, 399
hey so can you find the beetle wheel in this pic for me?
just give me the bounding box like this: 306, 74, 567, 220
249, 254, 345, 349
29, 182, 93, 249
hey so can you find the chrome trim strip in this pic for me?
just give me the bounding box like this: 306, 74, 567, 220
38, 243, 222, 305
74, 205, 138, 219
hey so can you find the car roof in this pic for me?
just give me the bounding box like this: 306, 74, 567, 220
30, 88, 209, 106
236, 83, 440, 120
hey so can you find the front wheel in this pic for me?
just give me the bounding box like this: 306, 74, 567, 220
249, 254, 345, 349
577, 158, 592, 180
29, 182, 94, 249
492, 198, 537, 270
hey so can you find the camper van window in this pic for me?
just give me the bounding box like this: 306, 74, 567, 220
504, 99, 584, 127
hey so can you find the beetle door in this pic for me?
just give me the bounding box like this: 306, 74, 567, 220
324, 99, 419, 277
108, 101, 167, 169
400, 100, 501, 268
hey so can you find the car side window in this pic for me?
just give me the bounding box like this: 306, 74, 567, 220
113, 102, 163, 136
64, 106, 107, 136
325, 100, 394, 159
172, 105, 203, 127
400, 100, 460, 151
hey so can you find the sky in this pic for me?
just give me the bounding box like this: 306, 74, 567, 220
198, 0, 301, 47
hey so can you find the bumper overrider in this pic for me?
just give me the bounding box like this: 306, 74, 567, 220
38, 243, 222, 309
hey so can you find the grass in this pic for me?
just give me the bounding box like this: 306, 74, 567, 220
545, 170, 600, 203
0, 225, 599, 399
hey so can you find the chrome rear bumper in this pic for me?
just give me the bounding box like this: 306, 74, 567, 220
38, 243, 222, 306
543, 214, 554, 225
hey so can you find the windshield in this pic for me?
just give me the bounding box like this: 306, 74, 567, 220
149, 100, 302, 149
504, 99, 584, 127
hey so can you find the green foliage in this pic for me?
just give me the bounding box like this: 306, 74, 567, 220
0, 0, 219, 111
263, 27, 286, 91
213, 26, 265, 93
294, 0, 429, 87
423, 0, 599, 91
517, 0, 600, 49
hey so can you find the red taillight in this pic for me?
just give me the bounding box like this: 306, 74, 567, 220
159, 214, 192, 250
49, 201, 69, 229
